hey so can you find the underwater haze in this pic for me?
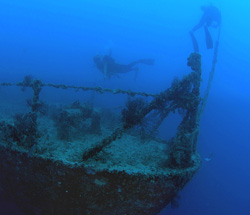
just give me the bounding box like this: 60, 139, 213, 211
0, 0, 250, 214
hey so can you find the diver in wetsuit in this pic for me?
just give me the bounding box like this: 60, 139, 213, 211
190, 4, 221, 51
93, 52, 154, 79
192, 5, 221, 33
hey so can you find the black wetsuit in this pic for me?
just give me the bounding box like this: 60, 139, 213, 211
192, 5, 221, 32
94, 55, 153, 79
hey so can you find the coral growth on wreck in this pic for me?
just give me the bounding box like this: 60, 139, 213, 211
0, 112, 38, 148
52, 101, 101, 141
121, 98, 147, 127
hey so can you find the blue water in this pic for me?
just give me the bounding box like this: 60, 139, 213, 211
0, 0, 250, 214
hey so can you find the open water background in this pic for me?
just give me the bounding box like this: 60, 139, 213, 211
0, 0, 249, 214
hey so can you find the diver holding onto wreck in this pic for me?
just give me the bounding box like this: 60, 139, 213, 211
93, 50, 155, 79
190, 4, 221, 51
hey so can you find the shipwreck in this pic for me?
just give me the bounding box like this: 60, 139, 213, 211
0, 47, 219, 214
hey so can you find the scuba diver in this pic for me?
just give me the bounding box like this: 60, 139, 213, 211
93, 51, 155, 79
190, 4, 221, 52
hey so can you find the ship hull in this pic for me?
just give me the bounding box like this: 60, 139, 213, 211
0, 144, 200, 215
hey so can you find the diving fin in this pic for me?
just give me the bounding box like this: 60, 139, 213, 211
139, 59, 155, 65
190, 32, 199, 53
204, 26, 213, 49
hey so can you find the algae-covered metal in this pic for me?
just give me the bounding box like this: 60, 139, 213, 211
0, 53, 203, 214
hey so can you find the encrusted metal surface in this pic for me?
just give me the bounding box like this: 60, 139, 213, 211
0, 144, 201, 215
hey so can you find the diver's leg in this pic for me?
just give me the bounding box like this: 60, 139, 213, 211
127, 61, 140, 68
190, 32, 199, 53
192, 15, 206, 32
128, 59, 154, 67
192, 23, 204, 32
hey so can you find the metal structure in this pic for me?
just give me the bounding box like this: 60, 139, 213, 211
0, 51, 218, 215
